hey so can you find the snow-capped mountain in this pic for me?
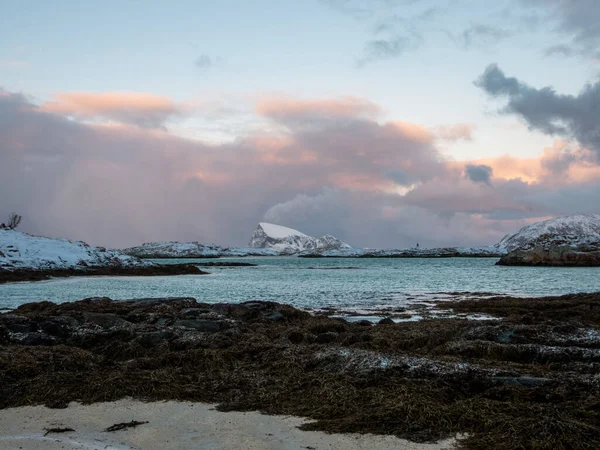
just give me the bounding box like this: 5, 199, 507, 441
497, 214, 600, 251
0, 230, 149, 271
249, 222, 351, 254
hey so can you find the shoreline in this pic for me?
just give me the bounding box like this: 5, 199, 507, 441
0, 264, 209, 285
1, 293, 599, 448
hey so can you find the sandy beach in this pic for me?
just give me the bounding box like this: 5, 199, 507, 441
0, 399, 457, 450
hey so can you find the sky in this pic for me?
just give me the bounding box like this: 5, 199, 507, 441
1, 0, 600, 248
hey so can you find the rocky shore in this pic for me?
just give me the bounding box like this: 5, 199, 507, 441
497, 234, 600, 266
2, 293, 599, 449
0, 263, 208, 284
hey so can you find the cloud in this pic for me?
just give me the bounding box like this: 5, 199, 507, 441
434, 123, 475, 142
465, 164, 493, 185
357, 34, 422, 66
4, 87, 600, 249
543, 44, 576, 58
42, 92, 188, 128
195, 54, 213, 69
521, 0, 600, 59
456, 25, 511, 49
195, 54, 224, 70
256, 96, 382, 122
475, 64, 600, 156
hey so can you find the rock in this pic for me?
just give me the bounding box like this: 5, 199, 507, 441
173, 319, 223, 332
497, 221, 600, 266
12, 332, 55, 346
497, 330, 515, 344
136, 331, 173, 347
181, 308, 202, 317
0, 326, 9, 345
248, 222, 351, 254
266, 312, 284, 322
315, 332, 338, 344
128, 297, 197, 307
83, 313, 131, 329
492, 376, 550, 387
287, 331, 304, 344
357, 320, 373, 327
4, 320, 35, 334
378, 318, 395, 325
154, 318, 172, 327
39, 320, 71, 337
211, 304, 257, 321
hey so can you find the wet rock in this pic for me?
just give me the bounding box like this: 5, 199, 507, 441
211, 304, 257, 321
128, 297, 197, 307
315, 332, 338, 344
39, 320, 71, 338
378, 318, 395, 325
266, 312, 284, 322
11, 332, 55, 346
497, 330, 515, 344
181, 308, 202, 317
173, 319, 223, 332
82, 313, 131, 329
154, 317, 172, 327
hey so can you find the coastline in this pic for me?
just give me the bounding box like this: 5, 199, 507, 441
1, 294, 599, 448
0, 264, 209, 285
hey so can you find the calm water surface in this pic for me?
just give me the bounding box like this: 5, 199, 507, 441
1, 257, 599, 310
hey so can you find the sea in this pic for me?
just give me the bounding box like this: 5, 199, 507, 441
1, 257, 600, 312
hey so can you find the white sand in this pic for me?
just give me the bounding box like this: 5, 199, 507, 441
0, 399, 457, 450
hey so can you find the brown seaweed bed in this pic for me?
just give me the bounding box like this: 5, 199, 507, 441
1, 293, 600, 449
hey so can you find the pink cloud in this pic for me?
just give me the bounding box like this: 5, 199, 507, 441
3, 88, 600, 248
42, 92, 188, 128
256, 96, 382, 122
434, 123, 475, 142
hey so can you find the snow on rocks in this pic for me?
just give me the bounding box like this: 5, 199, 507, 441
496, 215, 600, 266
248, 222, 351, 255
122, 242, 281, 258
0, 230, 149, 272
497, 214, 600, 252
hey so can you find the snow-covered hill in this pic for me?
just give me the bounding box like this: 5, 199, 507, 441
248, 222, 351, 254
495, 214, 600, 266
0, 230, 149, 271
122, 241, 280, 258
497, 214, 600, 251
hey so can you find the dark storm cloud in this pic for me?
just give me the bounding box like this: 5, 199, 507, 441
476, 64, 600, 155
465, 164, 493, 185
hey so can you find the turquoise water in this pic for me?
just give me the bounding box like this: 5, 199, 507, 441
1, 257, 599, 310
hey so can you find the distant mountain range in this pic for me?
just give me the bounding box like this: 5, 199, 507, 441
4, 216, 600, 269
